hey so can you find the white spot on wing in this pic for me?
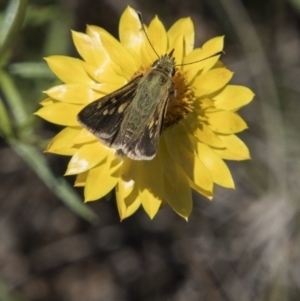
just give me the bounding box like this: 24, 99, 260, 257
118, 103, 126, 113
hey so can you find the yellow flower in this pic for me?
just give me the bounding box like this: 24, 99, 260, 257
35, 6, 254, 220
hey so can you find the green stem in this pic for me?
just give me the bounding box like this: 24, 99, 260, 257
0, 0, 28, 59
0, 95, 14, 138
0, 70, 29, 129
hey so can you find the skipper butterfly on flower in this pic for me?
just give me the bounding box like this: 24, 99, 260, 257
77, 11, 223, 161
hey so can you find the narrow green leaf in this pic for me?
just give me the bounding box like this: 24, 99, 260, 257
9, 62, 55, 79
0, 70, 29, 128
0, 0, 28, 59
0, 96, 13, 138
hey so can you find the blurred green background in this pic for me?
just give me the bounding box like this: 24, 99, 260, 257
1, 0, 300, 300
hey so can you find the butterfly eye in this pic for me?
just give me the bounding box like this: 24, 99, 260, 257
171, 68, 175, 76
152, 60, 159, 67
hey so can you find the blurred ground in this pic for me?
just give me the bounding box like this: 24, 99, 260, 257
1, 0, 300, 300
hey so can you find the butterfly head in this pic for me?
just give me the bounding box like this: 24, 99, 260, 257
152, 49, 176, 77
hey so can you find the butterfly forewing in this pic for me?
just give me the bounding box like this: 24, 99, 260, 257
77, 75, 142, 145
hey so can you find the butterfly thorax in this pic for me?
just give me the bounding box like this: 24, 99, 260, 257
152, 53, 176, 78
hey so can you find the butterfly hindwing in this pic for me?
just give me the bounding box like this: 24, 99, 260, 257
119, 90, 170, 160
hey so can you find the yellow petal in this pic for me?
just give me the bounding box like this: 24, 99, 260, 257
119, 6, 144, 66
213, 85, 255, 111
183, 48, 208, 77
168, 34, 184, 65
71, 128, 96, 145
74, 171, 88, 187
65, 141, 110, 175
92, 82, 125, 95
164, 126, 213, 193
183, 120, 225, 148
212, 134, 251, 160
179, 143, 213, 193
72, 31, 120, 77
139, 40, 155, 66
87, 25, 137, 79
184, 36, 224, 80
83, 62, 127, 86
189, 179, 213, 200
163, 125, 191, 162
35, 103, 82, 126
40, 98, 56, 106
72, 31, 113, 71
44, 84, 103, 104
168, 17, 194, 55
116, 182, 141, 220
147, 16, 167, 59
207, 111, 248, 134
163, 166, 192, 220
115, 157, 144, 220
138, 154, 163, 219
198, 98, 215, 110
46, 126, 81, 155
118, 157, 140, 198
196, 142, 234, 188
158, 136, 180, 188
45, 56, 94, 84
201, 37, 225, 73
84, 152, 121, 201
193, 68, 233, 97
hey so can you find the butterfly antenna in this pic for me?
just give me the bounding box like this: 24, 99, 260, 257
136, 11, 160, 59
176, 50, 225, 66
